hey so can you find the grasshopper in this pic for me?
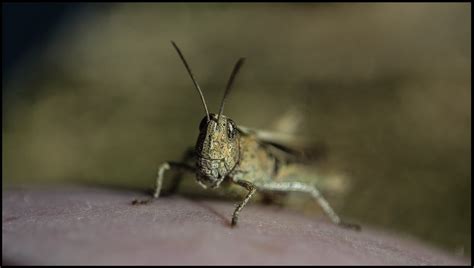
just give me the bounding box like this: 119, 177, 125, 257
133, 41, 360, 230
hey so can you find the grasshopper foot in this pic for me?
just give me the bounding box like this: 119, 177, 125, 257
339, 221, 361, 232
131, 198, 153, 205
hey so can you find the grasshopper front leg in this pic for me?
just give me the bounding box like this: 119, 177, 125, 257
132, 161, 195, 205
231, 180, 257, 227
165, 148, 196, 195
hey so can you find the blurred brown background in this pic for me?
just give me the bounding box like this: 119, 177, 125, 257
2, 3, 471, 257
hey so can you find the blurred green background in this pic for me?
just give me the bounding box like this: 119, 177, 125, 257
2, 3, 470, 257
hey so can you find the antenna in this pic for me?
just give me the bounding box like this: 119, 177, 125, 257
217, 57, 246, 121
171, 41, 210, 121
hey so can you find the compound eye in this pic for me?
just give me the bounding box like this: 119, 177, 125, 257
199, 116, 208, 131
227, 120, 236, 139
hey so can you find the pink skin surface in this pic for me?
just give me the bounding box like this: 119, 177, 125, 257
2, 186, 469, 265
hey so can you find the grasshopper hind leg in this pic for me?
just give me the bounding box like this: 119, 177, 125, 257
258, 181, 360, 231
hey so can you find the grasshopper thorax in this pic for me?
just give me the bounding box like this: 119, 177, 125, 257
195, 113, 240, 188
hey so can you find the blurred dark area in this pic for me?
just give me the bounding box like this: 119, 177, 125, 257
2, 3, 83, 82
2, 3, 471, 259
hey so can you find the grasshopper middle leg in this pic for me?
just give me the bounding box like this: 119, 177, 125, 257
258, 181, 360, 230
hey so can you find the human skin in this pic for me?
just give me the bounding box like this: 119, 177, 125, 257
2, 185, 469, 265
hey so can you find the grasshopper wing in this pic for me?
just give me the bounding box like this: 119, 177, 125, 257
237, 125, 327, 164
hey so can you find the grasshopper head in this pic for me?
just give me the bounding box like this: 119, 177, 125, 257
195, 113, 239, 188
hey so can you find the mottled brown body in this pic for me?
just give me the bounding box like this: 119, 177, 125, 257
231, 132, 275, 183
132, 41, 360, 230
